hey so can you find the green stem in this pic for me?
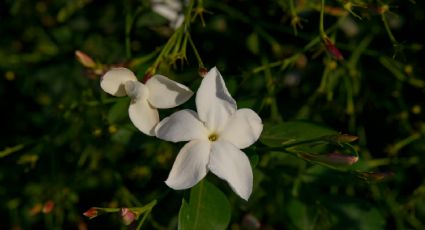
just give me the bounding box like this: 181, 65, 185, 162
252, 17, 343, 74
319, 0, 326, 37
187, 33, 205, 68
381, 11, 398, 46
136, 200, 157, 230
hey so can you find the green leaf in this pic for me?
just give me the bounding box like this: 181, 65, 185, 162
260, 121, 337, 147
287, 199, 316, 230
107, 99, 130, 124
178, 180, 231, 230
326, 196, 386, 230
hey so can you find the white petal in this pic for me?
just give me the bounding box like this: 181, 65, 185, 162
196, 67, 237, 132
145, 75, 193, 109
220, 109, 263, 149
124, 80, 149, 101
208, 140, 253, 201
155, 109, 208, 142
129, 98, 159, 136
101, 68, 138, 96
152, 4, 179, 21
165, 140, 211, 190
171, 14, 184, 29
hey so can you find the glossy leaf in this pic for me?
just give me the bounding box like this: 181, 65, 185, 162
178, 180, 231, 230
260, 121, 337, 147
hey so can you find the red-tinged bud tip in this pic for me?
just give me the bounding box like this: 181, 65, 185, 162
142, 68, 156, 83
83, 207, 99, 219
326, 134, 358, 143
242, 213, 261, 229
75, 50, 96, 68
121, 208, 137, 226
300, 152, 358, 166
142, 73, 153, 84
323, 38, 344, 61
42, 200, 55, 214
357, 171, 394, 182
199, 67, 208, 77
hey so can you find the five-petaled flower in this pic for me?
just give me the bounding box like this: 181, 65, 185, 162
155, 67, 263, 200
100, 67, 193, 136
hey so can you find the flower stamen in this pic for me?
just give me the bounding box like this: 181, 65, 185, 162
208, 133, 218, 142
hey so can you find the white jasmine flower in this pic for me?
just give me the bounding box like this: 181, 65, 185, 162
155, 67, 263, 200
151, 0, 185, 29
100, 67, 193, 136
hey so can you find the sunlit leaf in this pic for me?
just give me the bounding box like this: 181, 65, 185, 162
260, 121, 337, 147
178, 180, 231, 230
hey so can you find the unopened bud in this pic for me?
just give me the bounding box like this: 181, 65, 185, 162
356, 171, 394, 182
242, 213, 261, 229
29, 203, 43, 216
299, 152, 358, 167
323, 37, 344, 61
83, 207, 101, 219
75, 50, 96, 68
325, 134, 358, 143
121, 208, 137, 225
198, 67, 208, 77
42, 200, 54, 214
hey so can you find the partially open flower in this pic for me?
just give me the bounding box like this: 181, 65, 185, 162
101, 67, 193, 136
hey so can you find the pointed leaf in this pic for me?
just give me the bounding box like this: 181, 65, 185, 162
178, 180, 231, 230
260, 121, 337, 147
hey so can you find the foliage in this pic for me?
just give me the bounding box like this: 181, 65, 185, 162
1, 0, 425, 229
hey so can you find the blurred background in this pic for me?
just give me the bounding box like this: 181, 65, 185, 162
1, 0, 425, 229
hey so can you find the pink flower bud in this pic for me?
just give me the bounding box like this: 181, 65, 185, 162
198, 67, 208, 77
242, 213, 261, 229
83, 207, 100, 219
75, 50, 96, 68
299, 152, 358, 166
42, 200, 55, 214
323, 37, 344, 61
121, 208, 137, 225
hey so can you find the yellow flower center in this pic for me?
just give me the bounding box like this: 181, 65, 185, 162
208, 133, 218, 142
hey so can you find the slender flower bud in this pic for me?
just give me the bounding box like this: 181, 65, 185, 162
356, 171, 394, 182
75, 50, 96, 68
323, 37, 344, 61
299, 152, 358, 167
325, 134, 358, 143
83, 207, 101, 219
121, 208, 137, 225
